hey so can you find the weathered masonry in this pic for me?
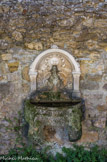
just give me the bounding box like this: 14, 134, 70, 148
0, 0, 107, 154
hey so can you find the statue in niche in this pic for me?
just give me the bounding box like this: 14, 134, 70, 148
46, 65, 64, 92
37, 54, 74, 91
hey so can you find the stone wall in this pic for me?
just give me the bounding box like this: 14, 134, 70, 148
0, 0, 107, 154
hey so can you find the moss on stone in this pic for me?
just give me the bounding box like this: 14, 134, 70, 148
24, 99, 83, 143
24, 100, 37, 123
30, 91, 72, 102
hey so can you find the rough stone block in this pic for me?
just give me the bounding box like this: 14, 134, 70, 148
97, 105, 107, 111
8, 62, 19, 73
0, 83, 10, 99
94, 19, 107, 27
78, 130, 99, 143
83, 18, 93, 27
22, 66, 30, 82
1, 54, 12, 61
25, 42, 43, 50
80, 81, 99, 90
77, 124, 99, 143
86, 74, 102, 82
12, 31, 23, 41
0, 63, 8, 74
94, 118, 106, 128
85, 40, 98, 50
7, 72, 21, 81
0, 39, 10, 50
0, 76, 4, 81
22, 83, 30, 93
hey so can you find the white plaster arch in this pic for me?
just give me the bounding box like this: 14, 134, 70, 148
29, 48, 81, 97
30, 49, 80, 73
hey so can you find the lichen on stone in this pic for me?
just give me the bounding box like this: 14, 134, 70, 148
24, 98, 83, 144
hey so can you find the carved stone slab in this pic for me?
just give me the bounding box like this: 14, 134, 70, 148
37, 52, 73, 91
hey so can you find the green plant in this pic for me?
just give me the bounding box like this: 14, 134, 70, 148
0, 146, 47, 162
61, 145, 107, 162
0, 145, 107, 162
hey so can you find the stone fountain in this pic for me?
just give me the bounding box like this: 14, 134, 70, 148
24, 48, 83, 146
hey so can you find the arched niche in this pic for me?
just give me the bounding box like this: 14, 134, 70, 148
29, 48, 81, 97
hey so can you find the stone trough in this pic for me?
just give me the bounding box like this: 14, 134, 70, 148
24, 91, 83, 145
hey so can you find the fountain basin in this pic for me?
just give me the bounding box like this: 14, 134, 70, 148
24, 92, 83, 144
24, 49, 83, 146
